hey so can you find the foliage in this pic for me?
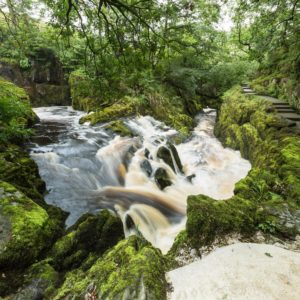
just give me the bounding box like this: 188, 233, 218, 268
0, 77, 36, 143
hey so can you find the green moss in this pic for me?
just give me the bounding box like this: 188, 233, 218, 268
79, 98, 138, 125
55, 236, 167, 300
12, 260, 60, 299
49, 210, 124, 271
0, 77, 38, 144
0, 145, 45, 203
251, 74, 300, 112
0, 182, 61, 268
186, 194, 259, 248
104, 120, 135, 137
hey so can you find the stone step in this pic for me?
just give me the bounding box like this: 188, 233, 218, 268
272, 103, 291, 107
278, 113, 300, 121
276, 109, 296, 113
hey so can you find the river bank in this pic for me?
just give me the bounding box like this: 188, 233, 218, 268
1, 78, 300, 299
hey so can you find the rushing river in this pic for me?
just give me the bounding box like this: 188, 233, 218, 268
29, 106, 251, 253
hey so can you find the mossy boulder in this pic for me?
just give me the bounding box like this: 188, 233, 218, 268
215, 86, 300, 199
54, 235, 167, 300
0, 77, 38, 144
104, 120, 135, 137
79, 99, 137, 125
49, 210, 124, 271
186, 194, 259, 247
0, 182, 62, 269
11, 260, 59, 300
0, 145, 45, 204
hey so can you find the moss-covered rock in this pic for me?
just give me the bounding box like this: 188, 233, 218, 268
49, 210, 124, 271
0, 145, 45, 204
54, 235, 167, 300
79, 98, 139, 125
0, 182, 62, 269
11, 260, 59, 300
0, 77, 38, 144
104, 120, 135, 137
252, 73, 300, 112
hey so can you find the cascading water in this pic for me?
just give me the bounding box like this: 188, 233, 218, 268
29, 106, 251, 253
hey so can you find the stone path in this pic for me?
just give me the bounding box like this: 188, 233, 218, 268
241, 84, 300, 128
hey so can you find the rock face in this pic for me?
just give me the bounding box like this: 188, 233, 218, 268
49, 210, 125, 271
0, 48, 70, 107
55, 236, 167, 300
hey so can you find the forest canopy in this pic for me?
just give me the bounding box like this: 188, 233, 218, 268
0, 0, 299, 107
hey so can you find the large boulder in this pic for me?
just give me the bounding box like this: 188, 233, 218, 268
0, 182, 62, 269
55, 236, 167, 300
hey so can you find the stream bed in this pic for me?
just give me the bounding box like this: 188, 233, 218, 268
29, 106, 251, 253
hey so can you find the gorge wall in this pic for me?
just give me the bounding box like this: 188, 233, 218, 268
0, 48, 70, 107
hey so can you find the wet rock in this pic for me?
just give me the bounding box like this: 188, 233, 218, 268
154, 168, 172, 190
157, 143, 183, 173
49, 210, 124, 271
186, 174, 196, 182
125, 214, 135, 230
140, 159, 153, 177
123, 142, 141, 169
144, 148, 150, 158
54, 236, 167, 300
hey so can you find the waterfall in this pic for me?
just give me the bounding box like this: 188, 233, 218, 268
30, 106, 251, 253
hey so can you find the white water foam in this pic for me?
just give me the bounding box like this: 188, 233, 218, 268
30, 107, 251, 253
